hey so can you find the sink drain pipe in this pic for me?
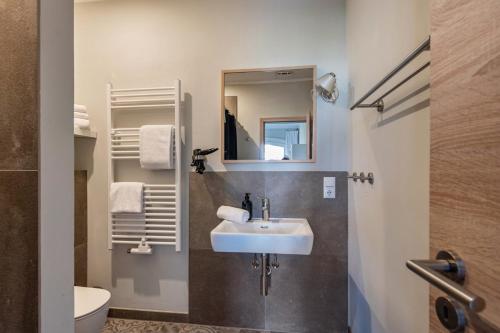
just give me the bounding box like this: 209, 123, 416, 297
253, 254, 279, 296
261, 254, 271, 296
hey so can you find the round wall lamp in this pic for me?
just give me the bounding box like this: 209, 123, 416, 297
316, 72, 339, 103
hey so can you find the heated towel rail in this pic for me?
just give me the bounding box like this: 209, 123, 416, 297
110, 128, 176, 160
106, 81, 182, 251
111, 184, 178, 246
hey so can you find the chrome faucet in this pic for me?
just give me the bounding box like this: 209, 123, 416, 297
261, 197, 270, 221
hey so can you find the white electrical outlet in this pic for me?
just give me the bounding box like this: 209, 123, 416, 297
323, 177, 336, 199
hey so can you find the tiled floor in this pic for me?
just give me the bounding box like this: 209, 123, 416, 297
102, 318, 276, 333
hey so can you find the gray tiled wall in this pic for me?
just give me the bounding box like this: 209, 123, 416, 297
75, 171, 88, 287
189, 172, 347, 333
0, 0, 39, 171
0, 0, 39, 333
0, 0, 39, 332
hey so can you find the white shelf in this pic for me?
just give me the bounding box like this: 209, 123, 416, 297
74, 127, 97, 139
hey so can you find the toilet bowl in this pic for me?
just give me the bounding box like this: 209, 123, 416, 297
75, 286, 111, 333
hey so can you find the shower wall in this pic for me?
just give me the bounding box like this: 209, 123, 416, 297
75, 171, 88, 287
0, 1, 39, 331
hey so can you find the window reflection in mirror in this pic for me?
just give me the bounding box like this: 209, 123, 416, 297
262, 118, 308, 161
222, 66, 316, 163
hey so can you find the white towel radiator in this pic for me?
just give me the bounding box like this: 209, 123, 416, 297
106, 81, 182, 252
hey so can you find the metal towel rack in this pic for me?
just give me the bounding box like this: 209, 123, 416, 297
350, 36, 431, 112
406, 250, 485, 312
106, 81, 182, 252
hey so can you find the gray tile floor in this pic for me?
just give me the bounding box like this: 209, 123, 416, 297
102, 318, 274, 333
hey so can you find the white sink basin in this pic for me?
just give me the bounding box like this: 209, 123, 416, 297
210, 218, 314, 255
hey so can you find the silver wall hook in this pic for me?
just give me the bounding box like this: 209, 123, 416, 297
348, 172, 374, 185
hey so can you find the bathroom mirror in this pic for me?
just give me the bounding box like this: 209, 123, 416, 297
221, 66, 316, 163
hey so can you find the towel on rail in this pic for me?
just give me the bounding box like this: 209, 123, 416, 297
139, 125, 175, 169
74, 104, 87, 113
110, 182, 144, 213
74, 111, 89, 120
216, 205, 250, 224
74, 118, 90, 129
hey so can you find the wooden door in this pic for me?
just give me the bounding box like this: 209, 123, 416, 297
430, 0, 500, 332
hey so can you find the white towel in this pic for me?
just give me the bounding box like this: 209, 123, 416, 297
74, 118, 90, 129
139, 125, 174, 169
74, 111, 89, 120
217, 206, 250, 224
110, 182, 144, 213
74, 104, 87, 113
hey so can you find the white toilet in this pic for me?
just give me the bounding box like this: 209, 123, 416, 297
74, 286, 111, 333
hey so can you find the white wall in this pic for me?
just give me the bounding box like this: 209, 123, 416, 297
346, 1, 430, 333
75, 0, 348, 313
40, 0, 74, 331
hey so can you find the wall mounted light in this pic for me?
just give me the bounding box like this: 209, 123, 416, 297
316, 72, 339, 103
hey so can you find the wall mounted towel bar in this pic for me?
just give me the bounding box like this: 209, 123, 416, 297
350, 36, 430, 112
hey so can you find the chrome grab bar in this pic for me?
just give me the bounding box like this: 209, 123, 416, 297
406, 250, 485, 313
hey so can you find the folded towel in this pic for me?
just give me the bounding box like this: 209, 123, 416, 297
74, 111, 89, 120
74, 104, 87, 113
139, 125, 174, 170
217, 206, 250, 224
110, 182, 144, 213
74, 118, 90, 129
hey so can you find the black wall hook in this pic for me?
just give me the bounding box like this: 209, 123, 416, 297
191, 148, 218, 174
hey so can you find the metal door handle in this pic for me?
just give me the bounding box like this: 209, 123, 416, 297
406, 250, 485, 312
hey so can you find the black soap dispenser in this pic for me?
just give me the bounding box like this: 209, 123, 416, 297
242, 193, 253, 220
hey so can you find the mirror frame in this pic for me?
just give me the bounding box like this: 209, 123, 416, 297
221, 65, 317, 164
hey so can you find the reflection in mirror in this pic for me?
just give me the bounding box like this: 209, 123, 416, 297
262, 118, 308, 160
222, 66, 316, 162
